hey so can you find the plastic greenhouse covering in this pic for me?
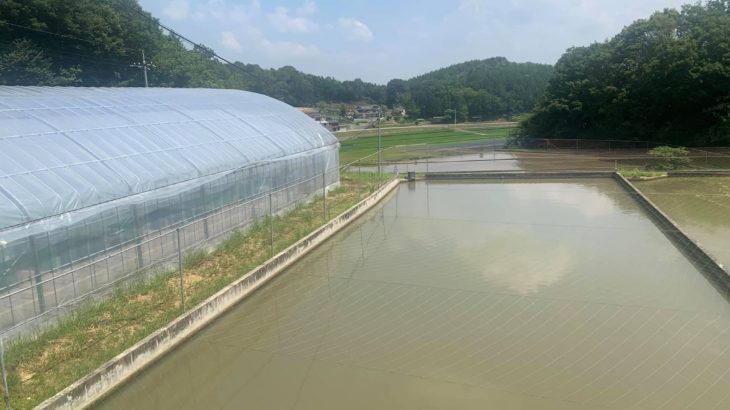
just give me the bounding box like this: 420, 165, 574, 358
0, 86, 339, 295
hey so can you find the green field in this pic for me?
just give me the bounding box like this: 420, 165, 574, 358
338, 125, 514, 165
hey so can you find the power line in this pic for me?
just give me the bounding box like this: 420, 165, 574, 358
36, 49, 136, 69
0, 20, 146, 71
0, 21, 119, 49
2, 8, 255, 81
124, 7, 255, 80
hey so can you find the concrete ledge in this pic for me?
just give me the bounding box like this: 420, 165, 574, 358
425, 171, 615, 179
668, 170, 730, 177
613, 173, 730, 291
38, 177, 402, 410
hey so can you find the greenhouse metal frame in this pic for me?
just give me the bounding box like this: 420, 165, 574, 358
0, 86, 340, 336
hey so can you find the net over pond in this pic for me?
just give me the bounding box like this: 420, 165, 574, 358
635, 176, 730, 269
99, 179, 730, 410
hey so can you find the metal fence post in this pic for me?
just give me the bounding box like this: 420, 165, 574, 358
131, 205, 144, 270
176, 228, 184, 313
269, 192, 274, 257
7, 291, 14, 326
29, 236, 45, 314
322, 171, 327, 221
1, 338, 10, 410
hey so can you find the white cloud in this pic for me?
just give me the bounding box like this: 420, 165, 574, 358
457, 0, 487, 14
268, 6, 319, 33
173, 0, 258, 23
338, 17, 373, 42
259, 38, 320, 58
220, 31, 243, 52
162, 0, 189, 20
297, 0, 317, 16
219, 24, 319, 61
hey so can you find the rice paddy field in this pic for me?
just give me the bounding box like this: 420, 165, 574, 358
97, 178, 730, 410
337, 125, 513, 166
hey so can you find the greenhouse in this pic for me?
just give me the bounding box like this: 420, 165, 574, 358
0, 86, 340, 334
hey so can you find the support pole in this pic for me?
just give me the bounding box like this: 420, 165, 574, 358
269, 192, 274, 257
377, 109, 382, 184
29, 236, 45, 314
176, 228, 184, 312
0, 339, 9, 410
322, 171, 327, 221
142, 50, 149, 88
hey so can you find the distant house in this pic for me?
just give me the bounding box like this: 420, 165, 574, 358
354, 105, 381, 120
392, 106, 406, 118
299, 110, 341, 131
318, 118, 341, 132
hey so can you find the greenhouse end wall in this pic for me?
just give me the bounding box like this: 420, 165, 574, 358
0, 86, 340, 337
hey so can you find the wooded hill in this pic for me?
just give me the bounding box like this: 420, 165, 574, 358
0, 0, 553, 119
519, 1, 730, 145
386, 58, 554, 121
0, 0, 385, 106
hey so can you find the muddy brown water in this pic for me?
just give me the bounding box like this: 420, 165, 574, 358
635, 176, 730, 269
96, 179, 730, 409
362, 151, 619, 174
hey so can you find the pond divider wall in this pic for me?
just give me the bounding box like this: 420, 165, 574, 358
38, 177, 402, 410
613, 173, 730, 291
425, 171, 615, 180
668, 170, 730, 177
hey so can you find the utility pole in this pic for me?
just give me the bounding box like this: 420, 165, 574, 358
131, 50, 151, 87
141, 50, 149, 88
377, 106, 382, 181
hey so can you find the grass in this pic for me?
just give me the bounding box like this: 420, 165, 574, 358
1, 172, 385, 410
618, 169, 668, 178
338, 125, 515, 166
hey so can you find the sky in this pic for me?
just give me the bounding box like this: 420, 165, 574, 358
138, 0, 691, 84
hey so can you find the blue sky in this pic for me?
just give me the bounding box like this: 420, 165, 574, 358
138, 0, 690, 84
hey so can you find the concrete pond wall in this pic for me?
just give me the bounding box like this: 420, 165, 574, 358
38, 178, 401, 410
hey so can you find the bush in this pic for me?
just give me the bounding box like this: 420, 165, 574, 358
648, 146, 691, 170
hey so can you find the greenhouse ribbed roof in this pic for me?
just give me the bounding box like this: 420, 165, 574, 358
0, 86, 338, 230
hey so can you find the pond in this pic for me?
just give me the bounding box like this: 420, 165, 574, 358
97, 178, 730, 410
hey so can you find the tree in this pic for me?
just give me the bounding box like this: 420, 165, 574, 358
648, 146, 691, 170
519, 1, 730, 146
0, 39, 80, 85
0, 0, 551, 116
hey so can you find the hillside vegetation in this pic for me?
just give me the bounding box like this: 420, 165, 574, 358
386, 58, 554, 121
0, 0, 385, 105
0, 0, 551, 117
519, 1, 730, 145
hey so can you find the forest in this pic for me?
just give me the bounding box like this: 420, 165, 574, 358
386, 58, 553, 121
519, 0, 730, 145
0, 0, 552, 119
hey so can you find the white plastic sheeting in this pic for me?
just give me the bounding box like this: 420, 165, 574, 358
0, 86, 337, 229
0, 86, 339, 294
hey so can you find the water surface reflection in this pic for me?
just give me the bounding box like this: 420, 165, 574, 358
97, 179, 730, 410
